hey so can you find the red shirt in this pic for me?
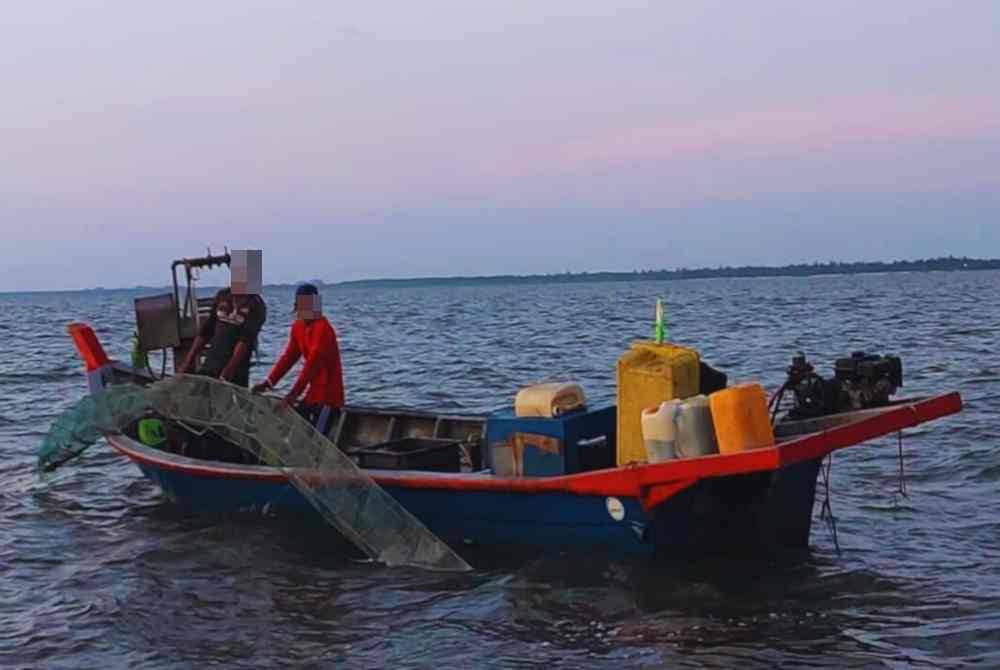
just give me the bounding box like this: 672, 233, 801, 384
266, 317, 345, 408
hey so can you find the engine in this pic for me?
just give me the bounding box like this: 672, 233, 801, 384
833, 352, 903, 411
780, 351, 903, 421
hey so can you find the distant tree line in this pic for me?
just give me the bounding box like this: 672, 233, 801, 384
335, 256, 1000, 289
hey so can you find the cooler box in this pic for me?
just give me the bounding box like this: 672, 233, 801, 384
486, 406, 616, 477
617, 341, 700, 466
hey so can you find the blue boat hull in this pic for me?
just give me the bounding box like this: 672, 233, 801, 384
129, 441, 821, 557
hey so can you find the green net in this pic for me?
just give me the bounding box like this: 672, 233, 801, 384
38, 384, 162, 473
38, 375, 471, 572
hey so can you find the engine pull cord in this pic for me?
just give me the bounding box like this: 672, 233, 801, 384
818, 453, 841, 555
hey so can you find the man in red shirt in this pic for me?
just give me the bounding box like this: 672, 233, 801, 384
252, 283, 345, 435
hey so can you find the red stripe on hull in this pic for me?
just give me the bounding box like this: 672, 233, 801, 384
109, 392, 961, 509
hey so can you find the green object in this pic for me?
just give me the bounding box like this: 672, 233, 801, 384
137, 418, 167, 446
653, 298, 667, 344
130, 333, 149, 371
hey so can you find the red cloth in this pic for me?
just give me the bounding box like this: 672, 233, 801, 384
266, 317, 345, 408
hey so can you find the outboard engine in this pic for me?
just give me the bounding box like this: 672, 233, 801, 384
833, 352, 903, 411
778, 351, 904, 422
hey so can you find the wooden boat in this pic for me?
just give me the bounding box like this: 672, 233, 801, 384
67, 317, 962, 558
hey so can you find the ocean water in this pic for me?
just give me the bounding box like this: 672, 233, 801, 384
1, 271, 998, 668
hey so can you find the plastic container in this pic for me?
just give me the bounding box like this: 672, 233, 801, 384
641, 400, 681, 462
709, 383, 775, 455
137, 417, 167, 447
675, 394, 719, 458
514, 382, 587, 418
617, 341, 700, 465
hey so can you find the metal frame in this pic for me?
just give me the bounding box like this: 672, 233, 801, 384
170, 251, 231, 337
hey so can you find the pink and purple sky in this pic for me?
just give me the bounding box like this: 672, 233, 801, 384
2, 1, 998, 291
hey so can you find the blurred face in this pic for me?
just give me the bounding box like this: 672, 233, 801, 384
295, 294, 322, 321
231, 250, 262, 295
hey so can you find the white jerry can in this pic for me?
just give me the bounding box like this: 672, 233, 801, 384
675, 394, 720, 458
641, 400, 681, 463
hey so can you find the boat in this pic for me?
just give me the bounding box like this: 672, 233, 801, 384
59, 252, 963, 559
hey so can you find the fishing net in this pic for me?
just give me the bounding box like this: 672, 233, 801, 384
38, 384, 160, 473
38, 374, 471, 572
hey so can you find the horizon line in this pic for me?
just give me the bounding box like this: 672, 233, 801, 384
2, 255, 998, 296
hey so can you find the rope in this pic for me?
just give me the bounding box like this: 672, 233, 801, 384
769, 383, 789, 425
818, 453, 841, 555
897, 430, 908, 499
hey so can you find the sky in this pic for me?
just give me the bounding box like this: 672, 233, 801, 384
2, 1, 999, 291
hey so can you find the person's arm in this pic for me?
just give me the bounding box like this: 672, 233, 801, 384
219, 341, 252, 382
179, 296, 219, 373
178, 335, 207, 374
220, 297, 266, 382
285, 325, 334, 402
255, 327, 301, 392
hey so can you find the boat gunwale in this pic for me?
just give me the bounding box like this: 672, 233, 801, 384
106, 391, 962, 505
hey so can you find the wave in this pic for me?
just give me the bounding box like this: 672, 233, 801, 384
0, 371, 83, 383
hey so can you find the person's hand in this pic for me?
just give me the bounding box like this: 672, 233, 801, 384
251, 381, 271, 394
279, 393, 296, 411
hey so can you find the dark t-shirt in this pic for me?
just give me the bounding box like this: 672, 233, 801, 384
196, 289, 267, 386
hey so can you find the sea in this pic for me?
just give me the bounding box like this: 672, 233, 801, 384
1, 270, 998, 668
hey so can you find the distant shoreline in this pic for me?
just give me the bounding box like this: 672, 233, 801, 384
333, 256, 1000, 289
2, 256, 998, 294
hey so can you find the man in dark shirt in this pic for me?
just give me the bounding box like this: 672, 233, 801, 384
178, 250, 267, 387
